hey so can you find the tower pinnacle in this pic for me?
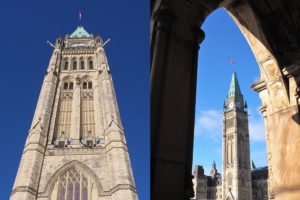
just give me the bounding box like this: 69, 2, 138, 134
227, 72, 243, 99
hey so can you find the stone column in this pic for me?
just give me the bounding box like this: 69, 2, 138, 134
10, 47, 61, 200
99, 61, 137, 199
47, 85, 61, 145
94, 47, 106, 138
70, 77, 81, 143
151, 1, 205, 199
252, 64, 300, 200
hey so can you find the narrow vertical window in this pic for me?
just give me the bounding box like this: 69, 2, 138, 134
89, 60, 93, 69
64, 82, 68, 90
69, 82, 74, 90
81, 61, 85, 69
83, 82, 87, 89
88, 82, 92, 89
64, 61, 69, 70
73, 61, 77, 70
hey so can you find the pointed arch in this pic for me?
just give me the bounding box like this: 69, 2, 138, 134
42, 160, 102, 198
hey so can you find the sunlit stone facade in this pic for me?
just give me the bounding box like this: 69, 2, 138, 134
192, 73, 268, 200
11, 26, 138, 200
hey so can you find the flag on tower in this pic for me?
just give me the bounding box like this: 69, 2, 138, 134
79, 10, 82, 21
229, 59, 236, 64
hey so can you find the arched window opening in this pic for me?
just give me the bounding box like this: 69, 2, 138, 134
73, 61, 77, 70
53, 167, 94, 200
69, 82, 74, 90
81, 85, 95, 138
88, 82, 92, 89
89, 60, 93, 69
54, 79, 73, 141
64, 82, 68, 90
64, 61, 69, 70
81, 60, 85, 70
83, 82, 87, 89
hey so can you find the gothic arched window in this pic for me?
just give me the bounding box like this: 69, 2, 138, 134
64, 61, 69, 70
81, 60, 85, 70
64, 82, 68, 90
51, 167, 98, 200
89, 60, 93, 69
83, 82, 87, 89
69, 82, 74, 90
88, 82, 92, 89
55, 79, 74, 140
73, 61, 77, 70
81, 80, 95, 138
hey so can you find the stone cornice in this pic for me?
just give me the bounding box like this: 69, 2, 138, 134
44, 146, 105, 156
251, 79, 267, 92
62, 48, 96, 55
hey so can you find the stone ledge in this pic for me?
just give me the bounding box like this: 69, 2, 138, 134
11, 186, 37, 197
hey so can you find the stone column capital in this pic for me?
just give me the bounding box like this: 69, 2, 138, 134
153, 3, 174, 31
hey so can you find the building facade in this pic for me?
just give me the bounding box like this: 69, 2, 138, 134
192, 73, 268, 200
11, 26, 138, 200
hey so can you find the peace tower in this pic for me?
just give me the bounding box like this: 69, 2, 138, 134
10, 25, 138, 200
222, 72, 252, 200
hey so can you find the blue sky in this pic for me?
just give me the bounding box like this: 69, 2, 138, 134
193, 8, 268, 175
0, 1, 149, 200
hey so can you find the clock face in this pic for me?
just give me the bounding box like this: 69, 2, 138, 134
228, 102, 234, 109
236, 102, 241, 109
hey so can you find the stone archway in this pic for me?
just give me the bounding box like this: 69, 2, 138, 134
151, 0, 300, 200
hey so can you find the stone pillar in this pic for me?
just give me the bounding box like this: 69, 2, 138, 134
70, 77, 81, 142
252, 65, 300, 200
10, 48, 61, 200
99, 66, 137, 199
47, 85, 61, 145
94, 47, 106, 138
151, 1, 205, 199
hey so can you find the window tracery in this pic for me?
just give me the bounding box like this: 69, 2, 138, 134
54, 167, 92, 200
81, 80, 95, 139
54, 81, 74, 141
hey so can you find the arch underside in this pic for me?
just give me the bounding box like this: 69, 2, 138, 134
151, 0, 300, 199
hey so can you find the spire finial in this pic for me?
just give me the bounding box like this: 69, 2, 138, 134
227, 72, 242, 99
78, 10, 83, 26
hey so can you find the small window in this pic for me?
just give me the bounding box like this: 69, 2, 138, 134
69, 82, 74, 90
88, 82, 92, 89
64, 82, 68, 90
73, 61, 77, 70
64, 61, 68, 70
83, 82, 87, 89
89, 60, 93, 69
81, 61, 85, 69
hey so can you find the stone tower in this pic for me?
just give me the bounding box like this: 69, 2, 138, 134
11, 26, 138, 200
222, 73, 252, 200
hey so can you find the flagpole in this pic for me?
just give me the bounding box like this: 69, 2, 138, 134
79, 10, 82, 26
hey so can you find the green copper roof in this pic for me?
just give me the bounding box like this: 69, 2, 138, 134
70, 26, 90, 38
227, 72, 243, 99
